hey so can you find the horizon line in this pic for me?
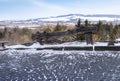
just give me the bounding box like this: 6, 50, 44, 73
1, 13, 120, 21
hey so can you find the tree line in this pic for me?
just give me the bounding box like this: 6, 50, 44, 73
72, 19, 120, 42
0, 19, 120, 45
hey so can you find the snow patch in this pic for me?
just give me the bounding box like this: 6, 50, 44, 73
7, 44, 27, 48
6, 41, 109, 49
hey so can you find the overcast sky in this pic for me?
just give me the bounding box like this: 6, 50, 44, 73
0, 0, 120, 20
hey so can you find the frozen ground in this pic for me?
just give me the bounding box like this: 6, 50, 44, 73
6, 41, 109, 49
0, 50, 120, 80
6, 41, 120, 49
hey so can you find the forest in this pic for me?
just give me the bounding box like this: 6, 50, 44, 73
0, 19, 120, 45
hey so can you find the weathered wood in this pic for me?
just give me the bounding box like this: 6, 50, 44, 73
85, 32, 93, 45
2, 46, 120, 51
32, 26, 97, 44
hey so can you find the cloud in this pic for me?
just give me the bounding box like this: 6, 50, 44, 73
31, 0, 69, 12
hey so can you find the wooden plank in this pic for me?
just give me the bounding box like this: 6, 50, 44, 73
0, 46, 120, 51
95, 46, 120, 51
32, 26, 97, 45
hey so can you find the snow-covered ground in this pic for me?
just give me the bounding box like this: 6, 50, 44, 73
0, 50, 120, 81
6, 41, 110, 49
1, 41, 120, 80
6, 41, 120, 49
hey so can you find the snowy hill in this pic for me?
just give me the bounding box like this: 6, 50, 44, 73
1, 14, 120, 24
0, 14, 120, 28
29, 14, 120, 23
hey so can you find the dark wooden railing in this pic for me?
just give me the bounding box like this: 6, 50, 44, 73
32, 26, 97, 44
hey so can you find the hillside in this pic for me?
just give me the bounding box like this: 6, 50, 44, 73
27, 14, 120, 23
0, 14, 120, 28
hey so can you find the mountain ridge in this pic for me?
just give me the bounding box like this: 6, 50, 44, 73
1, 14, 120, 24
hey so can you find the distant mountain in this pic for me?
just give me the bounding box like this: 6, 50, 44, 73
25, 14, 120, 24
1, 14, 120, 24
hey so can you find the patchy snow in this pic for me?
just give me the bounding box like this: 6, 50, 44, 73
94, 42, 108, 46
29, 42, 42, 48
79, 16, 119, 21
6, 41, 109, 49
6, 41, 120, 49
115, 43, 120, 46
116, 38, 120, 41
7, 44, 27, 48
41, 17, 70, 22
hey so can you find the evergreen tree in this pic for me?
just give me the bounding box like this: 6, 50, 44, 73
0, 31, 3, 39
3, 27, 8, 38
76, 18, 81, 27
85, 19, 90, 27
103, 23, 110, 41
74, 19, 85, 41
54, 23, 63, 32
85, 19, 89, 27
110, 25, 119, 40
97, 21, 106, 40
